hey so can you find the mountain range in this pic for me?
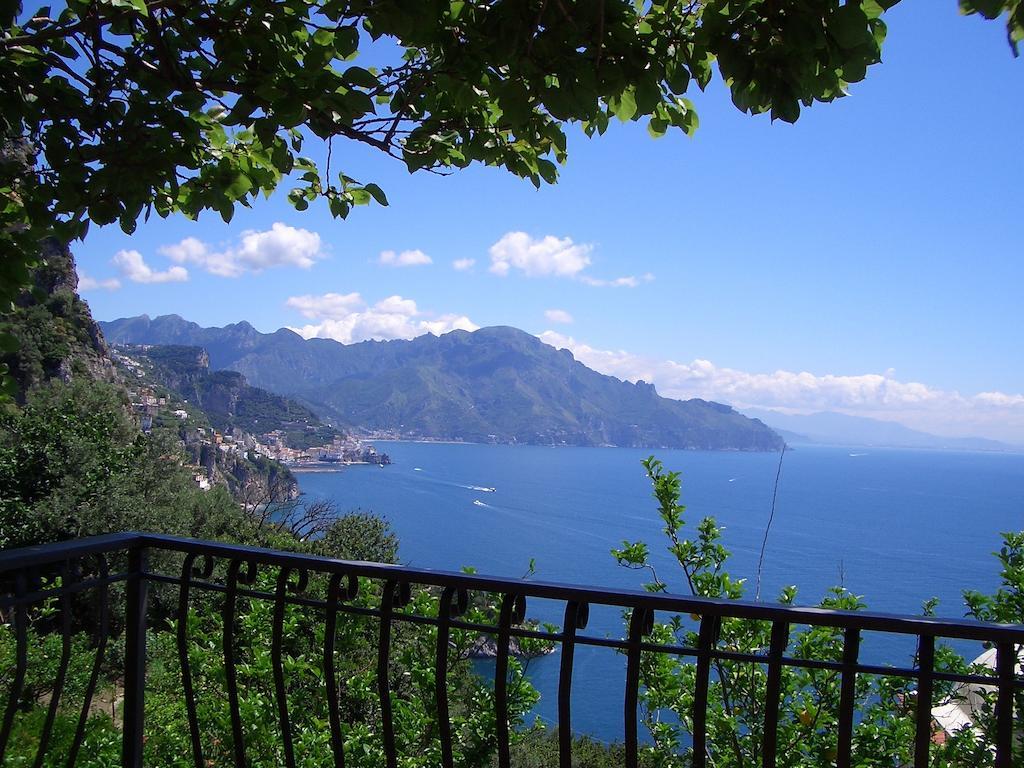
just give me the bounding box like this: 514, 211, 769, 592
100, 315, 784, 451
743, 408, 1020, 452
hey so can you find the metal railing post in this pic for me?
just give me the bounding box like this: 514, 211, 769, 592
122, 545, 148, 768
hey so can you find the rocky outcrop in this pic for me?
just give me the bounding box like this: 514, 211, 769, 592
1, 238, 115, 399
469, 635, 556, 660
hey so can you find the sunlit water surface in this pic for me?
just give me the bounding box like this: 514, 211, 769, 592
297, 443, 1024, 739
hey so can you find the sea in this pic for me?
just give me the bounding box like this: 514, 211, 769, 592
296, 442, 1024, 740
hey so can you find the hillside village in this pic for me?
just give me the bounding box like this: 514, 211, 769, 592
112, 345, 389, 492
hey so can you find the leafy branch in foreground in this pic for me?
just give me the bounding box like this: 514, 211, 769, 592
3, 0, 1022, 311
613, 456, 1022, 767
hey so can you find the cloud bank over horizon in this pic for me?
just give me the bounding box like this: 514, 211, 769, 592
286, 291, 477, 344
538, 331, 1024, 444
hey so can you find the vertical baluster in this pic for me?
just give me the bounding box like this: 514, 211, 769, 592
494, 593, 524, 768
436, 587, 468, 768
272, 567, 297, 768
324, 573, 356, 768
67, 555, 111, 768
761, 621, 789, 768
994, 641, 1016, 768
691, 615, 720, 768
34, 561, 73, 768
0, 571, 28, 764
557, 600, 589, 768
222, 559, 251, 768
378, 580, 405, 768
624, 607, 653, 768
835, 627, 860, 768
122, 546, 148, 768
177, 554, 209, 768
913, 635, 935, 768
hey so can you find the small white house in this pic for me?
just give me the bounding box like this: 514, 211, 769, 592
932, 646, 1023, 746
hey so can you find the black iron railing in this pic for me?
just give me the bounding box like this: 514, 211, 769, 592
1, 532, 1022, 768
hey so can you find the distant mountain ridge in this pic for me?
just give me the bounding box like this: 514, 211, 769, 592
101, 315, 784, 451
743, 408, 1019, 452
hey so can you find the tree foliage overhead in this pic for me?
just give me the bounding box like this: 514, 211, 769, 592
3, 0, 1021, 252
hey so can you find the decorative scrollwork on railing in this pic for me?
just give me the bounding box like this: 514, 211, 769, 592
67, 553, 110, 768
0, 534, 1022, 768
556, 600, 590, 768
0, 571, 27, 764
392, 579, 412, 608
177, 552, 213, 768
235, 558, 259, 586
324, 571, 360, 768
494, 591, 527, 768
624, 607, 655, 767
377, 579, 410, 768
222, 558, 258, 766
272, 566, 311, 768
33, 560, 74, 766
436, 586, 472, 768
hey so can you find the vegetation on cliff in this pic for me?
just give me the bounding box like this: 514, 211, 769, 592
119, 343, 344, 450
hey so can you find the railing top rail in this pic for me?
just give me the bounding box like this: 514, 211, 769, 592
0, 532, 141, 571
3, 532, 1023, 643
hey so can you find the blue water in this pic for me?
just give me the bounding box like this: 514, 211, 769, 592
297, 443, 1024, 740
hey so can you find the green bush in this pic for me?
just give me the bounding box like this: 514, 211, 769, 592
612, 457, 1023, 767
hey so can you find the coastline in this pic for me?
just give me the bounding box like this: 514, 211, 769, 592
288, 461, 381, 473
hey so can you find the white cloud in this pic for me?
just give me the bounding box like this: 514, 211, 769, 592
161, 223, 323, 277
111, 250, 188, 284
579, 272, 655, 288
77, 269, 121, 292
544, 309, 574, 324
421, 314, 480, 336
489, 232, 592, 277
374, 295, 419, 315
537, 331, 1024, 443
286, 292, 478, 344
452, 258, 476, 271
379, 249, 433, 267
285, 292, 363, 320
487, 232, 650, 287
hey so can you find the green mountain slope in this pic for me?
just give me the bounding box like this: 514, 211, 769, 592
101, 316, 784, 451
116, 344, 343, 449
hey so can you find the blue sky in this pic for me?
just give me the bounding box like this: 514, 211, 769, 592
75, 3, 1024, 441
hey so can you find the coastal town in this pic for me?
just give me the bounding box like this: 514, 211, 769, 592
112, 345, 389, 494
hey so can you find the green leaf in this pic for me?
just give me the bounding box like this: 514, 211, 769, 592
363, 183, 388, 206
613, 88, 638, 121
536, 158, 558, 184
829, 4, 870, 50
226, 173, 252, 199
771, 98, 800, 124
647, 116, 668, 138
344, 66, 378, 89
